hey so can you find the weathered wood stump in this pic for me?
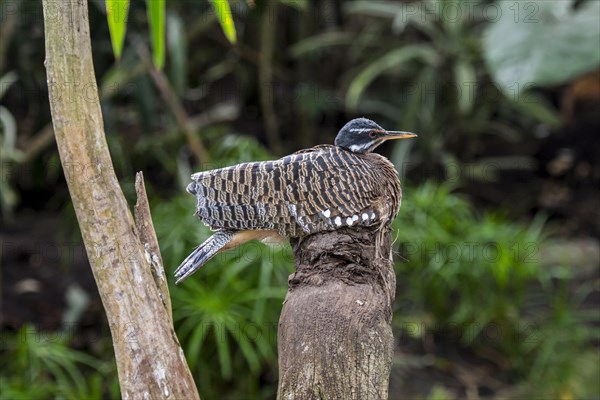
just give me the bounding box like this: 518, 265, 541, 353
278, 226, 396, 399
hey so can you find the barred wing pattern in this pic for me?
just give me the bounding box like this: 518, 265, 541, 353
187, 145, 402, 238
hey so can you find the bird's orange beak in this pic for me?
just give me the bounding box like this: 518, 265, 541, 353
380, 130, 418, 141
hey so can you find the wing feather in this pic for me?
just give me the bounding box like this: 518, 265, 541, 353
188, 146, 398, 237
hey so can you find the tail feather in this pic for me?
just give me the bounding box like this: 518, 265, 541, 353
175, 230, 234, 284
186, 181, 198, 195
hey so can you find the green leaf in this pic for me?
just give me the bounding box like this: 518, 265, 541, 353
215, 324, 232, 378
346, 45, 439, 110
105, 0, 130, 60
280, 0, 308, 10
0, 71, 18, 100
510, 92, 561, 127
483, 0, 600, 94
289, 32, 355, 58
146, 0, 166, 70
453, 60, 476, 115
167, 12, 187, 95
209, 0, 237, 44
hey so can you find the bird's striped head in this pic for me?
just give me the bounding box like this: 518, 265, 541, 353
334, 118, 417, 154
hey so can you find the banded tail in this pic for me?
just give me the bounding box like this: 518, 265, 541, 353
174, 231, 234, 284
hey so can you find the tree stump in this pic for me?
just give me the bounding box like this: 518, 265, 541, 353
278, 226, 396, 399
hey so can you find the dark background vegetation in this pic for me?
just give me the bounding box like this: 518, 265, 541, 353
1, 0, 599, 399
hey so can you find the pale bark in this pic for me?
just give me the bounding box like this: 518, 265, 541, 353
278, 226, 396, 399
42, 1, 198, 398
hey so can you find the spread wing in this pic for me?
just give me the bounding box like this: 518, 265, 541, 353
187, 145, 397, 237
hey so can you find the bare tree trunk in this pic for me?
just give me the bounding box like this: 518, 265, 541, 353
42, 1, 199, 398
278, 226, 396, 399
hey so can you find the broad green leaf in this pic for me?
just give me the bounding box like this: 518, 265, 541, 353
209, 0, 237, 44
483, 0, 600, 94
105, 0, 129, 60
346, 45, 439, 110
146, 0, 166, 70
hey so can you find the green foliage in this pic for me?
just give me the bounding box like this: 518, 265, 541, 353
104, 0, 237, 68
346, 45, 439, 110
518, 305, 600, 398
146, 0, 166, 69
0, 325, 119, 399
394, 182, 544, 328
166, 12, 188, 96
105, 0, 129, 60
427, 385, 454, 400
337, 0, 561, 159
104, 0, 166, 69
392, 182, 598, 397
209, 0, 237, 44
483, 0, 600, 94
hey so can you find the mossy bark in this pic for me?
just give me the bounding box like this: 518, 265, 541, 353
42, 1, 198, 398
278, 226, 396, 399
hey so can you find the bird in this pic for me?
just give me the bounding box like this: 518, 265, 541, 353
174, 118, 417, 284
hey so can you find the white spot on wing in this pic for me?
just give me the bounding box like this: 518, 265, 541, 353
346, 217, 354, 226
334, 216, 342, 226
362, 213, 369, 221
288, 204, 297, 216
322, 209, 331, 218
370, 212, 376, 220
257, 204, 267, 217
352, 215, 359, 222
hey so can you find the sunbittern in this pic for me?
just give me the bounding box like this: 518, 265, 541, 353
175, 118, 417, 283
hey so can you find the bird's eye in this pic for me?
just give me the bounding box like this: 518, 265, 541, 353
369, 131, 377, 138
